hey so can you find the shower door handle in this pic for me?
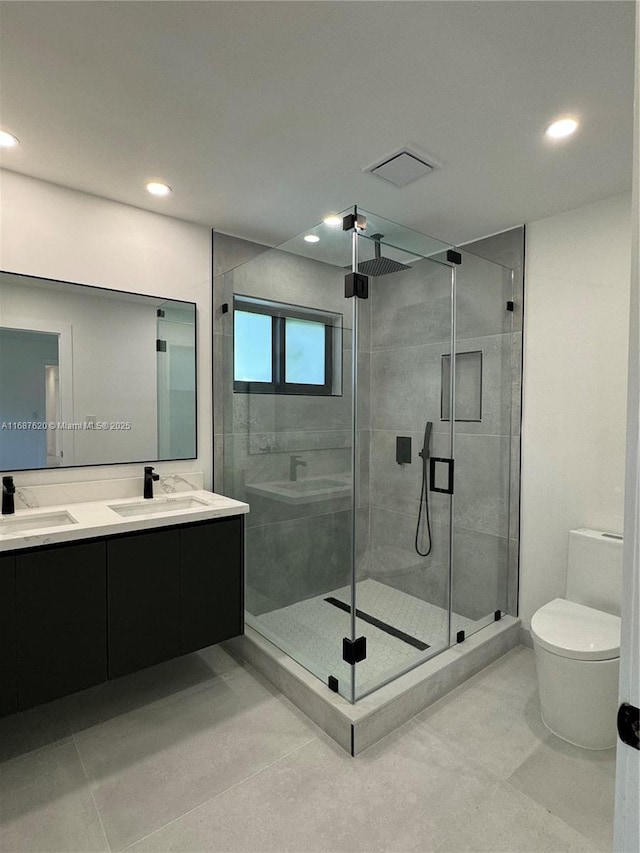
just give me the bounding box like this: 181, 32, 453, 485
429, 458, 454, 494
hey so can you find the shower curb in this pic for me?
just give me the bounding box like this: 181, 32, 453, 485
225, 615, 520, 756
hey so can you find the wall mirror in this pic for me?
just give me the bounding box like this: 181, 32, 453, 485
0, 271, 197, 471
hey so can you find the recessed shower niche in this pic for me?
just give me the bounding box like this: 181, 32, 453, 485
441, 350, 483, 422
217, 207, 522, 709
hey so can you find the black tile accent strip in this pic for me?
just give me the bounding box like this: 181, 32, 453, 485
324, 597, 430, 652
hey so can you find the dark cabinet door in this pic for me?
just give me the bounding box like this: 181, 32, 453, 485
0, 554, 17, 716
180, 517, 243, 654
16, 542, 107, 710
107, 529, 180, 678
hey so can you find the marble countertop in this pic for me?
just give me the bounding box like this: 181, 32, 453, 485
0, 490, 249, 553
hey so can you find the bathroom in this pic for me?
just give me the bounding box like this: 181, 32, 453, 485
0, 2, 638, 852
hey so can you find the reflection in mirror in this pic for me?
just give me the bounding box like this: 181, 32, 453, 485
0, 271, 197, 471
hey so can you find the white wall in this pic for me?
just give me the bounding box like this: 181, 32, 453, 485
0, 170, 212, 488
519, 192, 632, 627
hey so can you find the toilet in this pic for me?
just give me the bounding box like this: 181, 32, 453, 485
531, 528, 623, 750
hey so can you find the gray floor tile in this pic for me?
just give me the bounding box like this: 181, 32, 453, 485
460, 646, 538, 697
76, 669, 321, 851
128, 723, 497, 853
0, 741, 108, 853
435, 781, 601, 852
418, 648, 548, 779
61, 645, 239, 737
0, 702, 72, 763
508, 734, 616, 850
0, 644, 617, 853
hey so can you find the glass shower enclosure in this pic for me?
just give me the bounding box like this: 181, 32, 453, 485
221, 206, 515, 703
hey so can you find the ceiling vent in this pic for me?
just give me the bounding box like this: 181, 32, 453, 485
364, 147, 442, 188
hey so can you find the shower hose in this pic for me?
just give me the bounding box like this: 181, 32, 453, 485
415, 448, 433, 557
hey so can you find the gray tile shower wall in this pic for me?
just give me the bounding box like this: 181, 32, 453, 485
367, 228, 524, 620
212, 232, 372, 614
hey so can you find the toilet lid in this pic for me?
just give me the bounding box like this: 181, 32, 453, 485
531, 598, 621, 661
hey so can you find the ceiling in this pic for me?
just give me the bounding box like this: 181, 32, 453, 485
0, 1, 635, 248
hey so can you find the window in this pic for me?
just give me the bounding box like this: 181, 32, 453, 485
233, 296, 342, 395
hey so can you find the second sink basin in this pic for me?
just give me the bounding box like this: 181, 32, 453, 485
0, 510, 78, 534
108, 496, 211, 518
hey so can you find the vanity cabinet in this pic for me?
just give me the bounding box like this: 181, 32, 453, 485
108, 529, 181, 678
2, 514, 244, 715
16, 541, 107, 709
0, 554, 17, 715
180, 517, 242, 654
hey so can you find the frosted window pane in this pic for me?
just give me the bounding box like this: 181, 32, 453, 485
234, 311, 272, 382
285, 319, 325, 385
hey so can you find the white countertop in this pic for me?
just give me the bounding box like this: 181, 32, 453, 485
0, 490, 249, 553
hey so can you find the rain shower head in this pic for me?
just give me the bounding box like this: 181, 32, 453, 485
357, 234, 412, 277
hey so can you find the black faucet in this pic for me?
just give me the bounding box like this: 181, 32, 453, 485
2, 476, 16, 515
289, 455, 307, 482
144, 466, 160, 499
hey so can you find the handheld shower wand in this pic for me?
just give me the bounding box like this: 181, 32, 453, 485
415, 421, 433, 557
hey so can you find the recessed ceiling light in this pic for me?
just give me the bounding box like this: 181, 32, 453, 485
304, 235, 320, 243
145, 181, 172, 196
0, 130, 20, 148
323, 215, 342, 227
545, 118, 579, 140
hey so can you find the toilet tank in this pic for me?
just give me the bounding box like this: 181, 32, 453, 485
566, 528, 623, 616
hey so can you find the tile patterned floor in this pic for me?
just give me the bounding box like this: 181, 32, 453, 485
252, 579, 478, 695
0, 645, 615, 853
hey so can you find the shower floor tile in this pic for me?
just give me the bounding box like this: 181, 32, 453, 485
250, 579, 478, 694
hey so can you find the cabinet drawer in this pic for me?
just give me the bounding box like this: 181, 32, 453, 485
16, 541, 107, 710
107, 529, 180, 678
180, 517, 243, 654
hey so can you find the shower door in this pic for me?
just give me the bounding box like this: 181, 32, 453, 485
448, 251, 514, 643
351, 211, 515, 700
353, 215, 457, 700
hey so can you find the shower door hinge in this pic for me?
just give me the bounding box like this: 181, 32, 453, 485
456, 630, 465, 644
506, 301, 515, 312
494, 610, 502, 621
342, 212, 367, 231
345, 272, 369, 299
156, 308, 165, 318
328, 676, 339, 693
343, 636, 367, 665
446, 249, 462, 265
156, 339, 167, 352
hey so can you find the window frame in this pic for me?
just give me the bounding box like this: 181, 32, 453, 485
233, 296, 340, 397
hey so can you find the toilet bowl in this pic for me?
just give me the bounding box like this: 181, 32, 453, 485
530, 529, 623, 750
531, 598, 620, 748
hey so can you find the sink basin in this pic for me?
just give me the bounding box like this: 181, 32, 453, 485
108, 496, 211, 518
278, 478, 348, 493
245, 477, 351, 504
0, 510, 78, 534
